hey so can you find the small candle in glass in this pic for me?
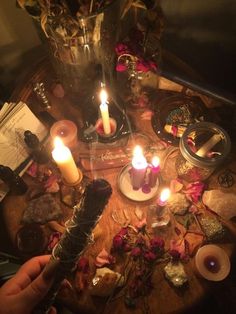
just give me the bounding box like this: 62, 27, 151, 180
130, 145, 148, 190
52, 137, 80, 185
148, 156, 160, 188
50, 120, 78, 148
148, 188, 171, 228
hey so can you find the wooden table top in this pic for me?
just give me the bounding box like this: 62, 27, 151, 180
2, 57, 236, 314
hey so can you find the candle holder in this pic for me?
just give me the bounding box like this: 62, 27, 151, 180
62, 167, 83, 187
78, 90, 132, 145
60, 173, 89, 208
195, 245, 230, 281
95, 118, 117, 138
117, 163, 159, 202
50, 120, 78, 149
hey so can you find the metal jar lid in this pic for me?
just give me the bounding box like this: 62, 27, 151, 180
179, 122, 231, 168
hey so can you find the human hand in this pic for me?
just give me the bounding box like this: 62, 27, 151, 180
0, 255, 59, 314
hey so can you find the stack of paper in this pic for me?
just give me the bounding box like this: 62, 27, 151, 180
0, 101, 48, 201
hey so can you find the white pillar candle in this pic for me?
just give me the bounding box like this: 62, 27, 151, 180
52, 137, 79, 184
99, 89, 111, 135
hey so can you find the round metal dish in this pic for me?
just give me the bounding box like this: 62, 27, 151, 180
117, 163, 159, 202
151, 95, 208, 146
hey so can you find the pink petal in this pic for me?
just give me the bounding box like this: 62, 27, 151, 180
189, 204, 198, 214
170, 179, 183, 193
116, 63, 127, 72
95, 248, 115, 267
183, 181, 206, 203
27, 162, 38, 177
140, 110, 154, 120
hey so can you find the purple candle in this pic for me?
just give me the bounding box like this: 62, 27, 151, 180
148, 156, 160, 188
130, 145, 148, 190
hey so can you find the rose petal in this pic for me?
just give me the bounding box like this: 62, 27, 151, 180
77, 257, 90, 273
95, 248, 115, 267
27, 162, 38, 177
183, 181, 206, 203
170, 179, 183, 193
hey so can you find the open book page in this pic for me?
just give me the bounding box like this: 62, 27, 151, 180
0, 101, 48, 201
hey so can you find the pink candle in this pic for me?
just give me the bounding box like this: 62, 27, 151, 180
130, 146, 148, 190
148, 156, 160, 188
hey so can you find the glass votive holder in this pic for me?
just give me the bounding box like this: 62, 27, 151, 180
50, 120, 78, 148
95, 118, 117, 138
176, 122, 231, 182
147, 204, 170, 228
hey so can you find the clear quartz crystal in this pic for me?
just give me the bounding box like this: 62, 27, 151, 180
147, 204, 170, 228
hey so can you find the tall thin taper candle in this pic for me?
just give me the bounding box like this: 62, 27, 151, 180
99, 89, 111, 135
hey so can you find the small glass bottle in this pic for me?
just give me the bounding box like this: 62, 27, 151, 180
176, 122, 231, 182
24, 130, 49, 164
0, 165, 28, 195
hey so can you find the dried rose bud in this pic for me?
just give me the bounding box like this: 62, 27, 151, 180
118, 228, 128, 237
143, 250, 157, 262
131, 246, 142, 258
112, 235, 124, 251
135, 236, 146, 246
169, 249, 181, 261
150, 236, 165, 252
77, 257, 89, 274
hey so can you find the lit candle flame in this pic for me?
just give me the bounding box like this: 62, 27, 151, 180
151, 156, 160, 167
133, 145, 143, 157
160, 188, 170, 203
54, 136, 64, 148
100, 89, 108, 104
132, 145, 147, 169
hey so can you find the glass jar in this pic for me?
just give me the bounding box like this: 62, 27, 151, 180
176, 122, 231, 182
44, 0, 145, 101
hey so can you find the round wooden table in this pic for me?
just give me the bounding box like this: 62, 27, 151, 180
2, 57, 236, 314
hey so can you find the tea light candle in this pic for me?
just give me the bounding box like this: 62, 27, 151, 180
99, 89, 111, 135
195, 245, 230, 281
130, 145, 148, 190
158, 188, 171, 206
148, 156, 160, 188
52, 137, 80, 185
50, 120, 78, 148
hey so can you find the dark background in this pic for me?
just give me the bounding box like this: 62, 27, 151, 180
160, 0, 236, 98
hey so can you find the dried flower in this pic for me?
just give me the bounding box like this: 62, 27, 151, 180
169, 249, 181, 261
143, 250, 157, 262
47, 232, 61, 251
150, 236, 165, 253
77, 257, 89, 274
112, 228, 128, 251
113, 234, 124, 250
131, 247, 142, 258
184, 181, 206, 203
95, 248, 115, 267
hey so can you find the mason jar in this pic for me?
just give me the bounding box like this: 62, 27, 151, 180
176, 122, 231, 182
